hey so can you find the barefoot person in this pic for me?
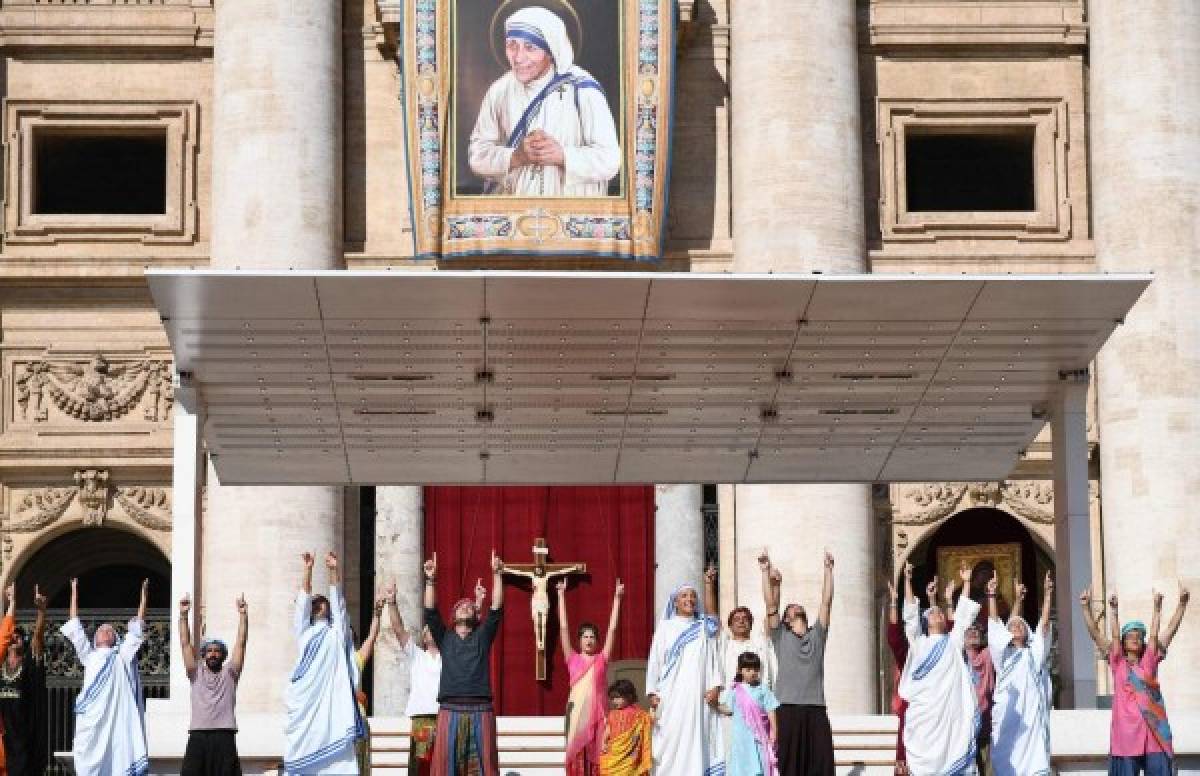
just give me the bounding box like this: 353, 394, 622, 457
425, 551, 506, 776
645, 583, 724, 776
1080, 586, 1187, 776
178, 591, 248, 776
763, 549, 835, 776
985, 572, 1051, 776
898, 562, 980, 776
284, 552, 366, 775
557, 578, 624, 776
0, 584, 48, 776
62, 578, 150, 776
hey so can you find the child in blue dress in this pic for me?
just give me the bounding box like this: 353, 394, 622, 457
715, 651, 781, 776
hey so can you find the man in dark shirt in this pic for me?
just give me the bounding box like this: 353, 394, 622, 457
424, 550, 504, 776
0, 585, 47, 776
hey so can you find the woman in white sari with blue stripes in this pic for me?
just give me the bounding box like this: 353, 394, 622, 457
61, 577, 149, 776
284, 551, 367, 775
898, 562, 980, 776
645, 583, 725, 776
986, 571, 1054, 776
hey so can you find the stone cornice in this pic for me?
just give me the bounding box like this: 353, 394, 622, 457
869, 1, 1086, 47
0, 8, 214, 49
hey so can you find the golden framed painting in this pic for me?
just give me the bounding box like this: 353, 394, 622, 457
399, 0, 675, 261
936, 542, 1023, 610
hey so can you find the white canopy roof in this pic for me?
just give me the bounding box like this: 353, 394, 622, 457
147, 270, 1148, 486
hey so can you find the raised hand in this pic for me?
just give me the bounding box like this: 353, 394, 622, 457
1043, 572, 1055, 598
958, 561, 971, 585
1153, 588, 1164, 610
903, 562, 913, 580
142, 578, 150, 598
1109, 592, 1119, 610
824, 550, 834, 570
769, 567, 782, 586
491, 550, 504, 574
424, 553, 437, 580
180, 594, 192, 615
474, 577, 486, 600
615, 579, 625, 598
757, 548, 771, 571
1015, 580, 1027, 602
385, 581, 397, 603
236, 594, 247, 614
556, 577, 568, 593
34, 584, 47, 611
704, 565, 718, 584
325, 551, 338, 570
925, 577, 939, 600
1180, 582, 1191, 605
1079, 587, 1092, 607
4, 584, 13, 603
986, 570, 999, 597
302, 552, 315, 569
886, 579, 898, 603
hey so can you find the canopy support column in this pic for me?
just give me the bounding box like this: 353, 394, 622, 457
168, 372, 204, 705
1052, 369, 1097, 708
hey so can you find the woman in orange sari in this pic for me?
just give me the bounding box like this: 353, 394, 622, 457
0, 583, 19, 776
556, 578, 624, 776
599, 679, 652, 776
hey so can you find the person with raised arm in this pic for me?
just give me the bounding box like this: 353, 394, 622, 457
704, 561, 777, 692
1079, 586, 1181, 776
644, 578, 723, 776
178, 591, 248, 775
557, 577, 624, 776
0, 583, 48, 776
424, 551, 505, 776
283, 551, 366, 775
898, 562, 979, 776
763, 548, 835, 776
62, 577, 150, 776
984, 571, 1051, 776
883, 570, 911, 776
353, 592, 387, 776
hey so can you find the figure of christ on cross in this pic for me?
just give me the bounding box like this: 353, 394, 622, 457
502, 538, 587, 680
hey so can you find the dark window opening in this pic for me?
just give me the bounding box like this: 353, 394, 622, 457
905, 128, 1036, 212
34, 129, 168, 215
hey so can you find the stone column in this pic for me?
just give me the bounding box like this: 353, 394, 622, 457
654, 484, 705, 617
728, 0, 874, 714
372, 486, 425, 715
1090, 2, 1200, 711
202, 0, 345, 712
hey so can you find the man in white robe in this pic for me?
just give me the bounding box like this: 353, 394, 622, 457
284, 552, 366, 775
899, 562, 980, 776
987, 572, 1053, 776
645, 584, 725, 776
468, 6, 620, 197
62, 577, 149, 776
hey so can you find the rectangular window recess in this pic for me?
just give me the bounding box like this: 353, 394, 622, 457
905, 127, 1035, 212
33, 128, 168, 215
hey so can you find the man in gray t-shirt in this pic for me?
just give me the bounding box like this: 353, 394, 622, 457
761, 549, 836, 776
179, 593, 248, 776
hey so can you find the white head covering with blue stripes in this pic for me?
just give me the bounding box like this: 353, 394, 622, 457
505, 6, 575, 75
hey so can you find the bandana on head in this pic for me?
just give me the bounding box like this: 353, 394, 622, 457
200, 638, 229, 659
504, 6, 575, 75
1121, 620, 1148, 639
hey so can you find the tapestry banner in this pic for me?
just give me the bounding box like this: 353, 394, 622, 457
400, 0, 675, 261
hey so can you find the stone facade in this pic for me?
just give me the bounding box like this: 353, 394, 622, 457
1, 0, 1197, 770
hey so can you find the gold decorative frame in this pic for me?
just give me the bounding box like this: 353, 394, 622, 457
936, 541, 1023, 606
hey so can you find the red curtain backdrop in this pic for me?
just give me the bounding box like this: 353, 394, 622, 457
423, 486, 655, 716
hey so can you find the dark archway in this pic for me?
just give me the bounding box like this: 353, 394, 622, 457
908, 507, 1054, 618
16, 528, 170, 610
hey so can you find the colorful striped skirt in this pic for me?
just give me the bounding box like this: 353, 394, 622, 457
430, 700, 499, 776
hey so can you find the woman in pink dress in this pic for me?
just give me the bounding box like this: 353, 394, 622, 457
556, 578, 625, 776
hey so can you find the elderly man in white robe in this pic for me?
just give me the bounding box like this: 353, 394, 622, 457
899, 561, 980, 776
986, 571, 1053, 776
645, 584, 724, 776
284, 551, 366, 775
468, 6, 620, 197
62, 577, 150, 776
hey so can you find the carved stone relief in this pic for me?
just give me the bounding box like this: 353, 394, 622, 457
14, 355, 173, 424
5, 470, 171, 532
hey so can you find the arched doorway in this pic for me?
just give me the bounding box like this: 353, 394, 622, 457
14, 528, 170, 775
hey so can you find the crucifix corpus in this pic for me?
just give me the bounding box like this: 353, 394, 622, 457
502, 538, 586, 680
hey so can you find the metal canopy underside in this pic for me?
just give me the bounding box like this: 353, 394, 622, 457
147, 270, 1149, 486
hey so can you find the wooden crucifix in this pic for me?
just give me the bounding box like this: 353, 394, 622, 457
502, 538, 586, 680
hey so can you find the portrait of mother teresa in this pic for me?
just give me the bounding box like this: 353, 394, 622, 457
468, 6, 621, 197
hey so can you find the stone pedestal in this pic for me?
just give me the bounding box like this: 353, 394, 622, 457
728, 0, 874, 714
1090, 1, 1200, 711
372, 486, 424, 714
654, 484, 705, 616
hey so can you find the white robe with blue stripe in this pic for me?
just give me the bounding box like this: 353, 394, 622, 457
898, 595, 981, 776
987, 618, 1052, 776
284, 586, 366, 775
62, 617, 148, 776
645, 588, 725, 776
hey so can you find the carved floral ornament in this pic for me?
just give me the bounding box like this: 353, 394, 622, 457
887, 481, 1058, 526
6, 469, 171, 532
15, 355, 173, 423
